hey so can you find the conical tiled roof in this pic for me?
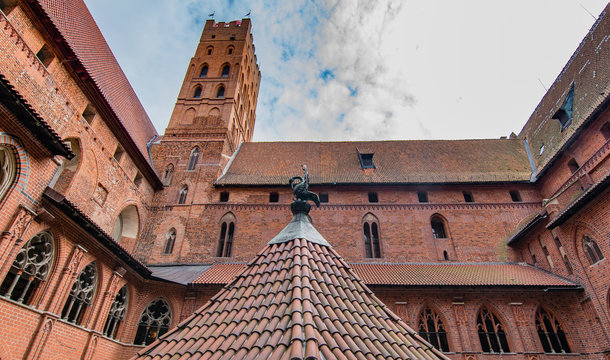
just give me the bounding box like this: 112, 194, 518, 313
132, 211, 450, 360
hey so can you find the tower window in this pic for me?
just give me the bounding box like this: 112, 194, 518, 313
552, 83, 574, 131
567, 158, 579, 174
269, 192, 279, 203
509, 190, 522, 202
536, 308, 571, 353
221, 65, 230, 77
477, 307, 510, 353
219, 191, 229, 202
187, 147, 199, 170
418, 308, 450, 352
200, 65, 208, 78
217, 214, 235, 257
363, 214, 381, 258
443, 251, 449, 260
368, 192, 378, 203
463, 191, 474, 202
319, 193, 329, 203
164, 228, 176, 254
417, 191, 428, 203
206, 46, 213, 55
35, 44, 55, 67
431, 217, 447, 239
193, 86, 202, 98
216, 86, 225, 98
178, 185, 188, 204
583, 236, 604, 265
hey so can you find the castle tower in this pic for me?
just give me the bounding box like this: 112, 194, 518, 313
165, 18, 260, 154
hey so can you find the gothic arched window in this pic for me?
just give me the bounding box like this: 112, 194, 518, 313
103, 285, 128, 339
221, 65, 230, 77
187, 147, 199, 170
200, 65, 208, 78
162, 164, 174, 186
536, 308, 571, 353
0, 145, 16, 203
431, 216, 447, 239
164, 228, 176, 254
363, 214, 381, 258
193, 86, 202, 98
178, 185, 188, 205
418, 308, 450, 352
583, 236, 604, 265
61, 262, 97, 325
0, 231, 54, 305
477, 307, 510, 353
217, 213, 235, 257
133, 298, 172, 345
216, 86, 225, 98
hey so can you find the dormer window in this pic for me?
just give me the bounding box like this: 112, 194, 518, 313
358, 151, 375, 169
552, 83, 574, 131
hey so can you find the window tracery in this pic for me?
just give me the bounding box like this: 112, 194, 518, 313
0, 231, 54, 304
583, 236, 604, 265
133, 298, 171, 345
187, 147, 199, 170
477, 307, 510, 353
418, 308, 450, 352
103, 285, 127, 339
61, 262, 97, 324
536, 308, 571, 353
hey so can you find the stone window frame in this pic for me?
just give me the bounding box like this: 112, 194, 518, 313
133, 298, 172, 345
476, 306, 511, 353
103, 285, 128, 339
61, 262, 98, 325
535, 307, 571, 353
418, 307, 450, 352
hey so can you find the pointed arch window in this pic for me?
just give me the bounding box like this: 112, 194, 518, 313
431, 216, 447, 239
200, 65, 208, 78
178, 185, 188, 205
0, 145, 16, 202
583, 236, 604, 265
164, 228, 176, 254
187, 147, 199, 170
217, 214, 235, 257
162, 164, 174, 186
363, 214, 381, 258
216, 86, 225, 98
477, 307, 510, 353
133, 298, 171, 345
536, 308, 571, 353
103, 285, 127, 339
418, 308, 450, 352
0, 231, 54, 305
193, 86, 202, 98
221, 65, 230, 77
61, 262, 97, 325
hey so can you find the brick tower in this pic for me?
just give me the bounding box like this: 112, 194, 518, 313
143, 19, 261, 263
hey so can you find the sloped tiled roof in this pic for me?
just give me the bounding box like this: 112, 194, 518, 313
192, 262, 578, 288
33, 0, 158, 162
133, 216, 450, 359
216, 140, 532, 186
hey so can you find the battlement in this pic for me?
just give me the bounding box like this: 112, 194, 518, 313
202, 18, 252, 40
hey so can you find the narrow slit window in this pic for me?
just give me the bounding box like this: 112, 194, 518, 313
216, 86, 225, 98
219, 191, 229, 202
187, 147, 199, 170
509, 190, 522, 202
368, 192, 378, 203
164, 229, 176, 254
319, 193, 329, 203
362, 214, 382, 258
178, 185, 188, 204
418, 191, 429, 203
193, 87, 202, 98
217, 218, 235, 257
463, 191, 474, 202
269, 192, 279, 203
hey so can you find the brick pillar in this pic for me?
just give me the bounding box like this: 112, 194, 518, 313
45, 244, 87, 314
452, 301, 471, 352
510, 302, 536, 352
0, 205, 35, 280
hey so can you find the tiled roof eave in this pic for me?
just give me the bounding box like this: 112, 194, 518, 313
215, 179, 534, 187
0, 74, 73, 159
22, 0, 163, 190
547, 171, 610, 229
42, 187, 153, 278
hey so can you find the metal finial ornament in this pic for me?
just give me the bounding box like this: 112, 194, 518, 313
289, 165, 320, 214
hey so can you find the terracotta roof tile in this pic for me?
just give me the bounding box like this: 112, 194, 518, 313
132, 227, 449, 360
193, 262, 578, 288
35, 0, 158, 163
216, 140, 532, 185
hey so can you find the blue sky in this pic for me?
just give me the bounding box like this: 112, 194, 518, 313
83, 0, 608, 141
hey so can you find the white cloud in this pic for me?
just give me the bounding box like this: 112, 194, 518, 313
84, 0, 608, 141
